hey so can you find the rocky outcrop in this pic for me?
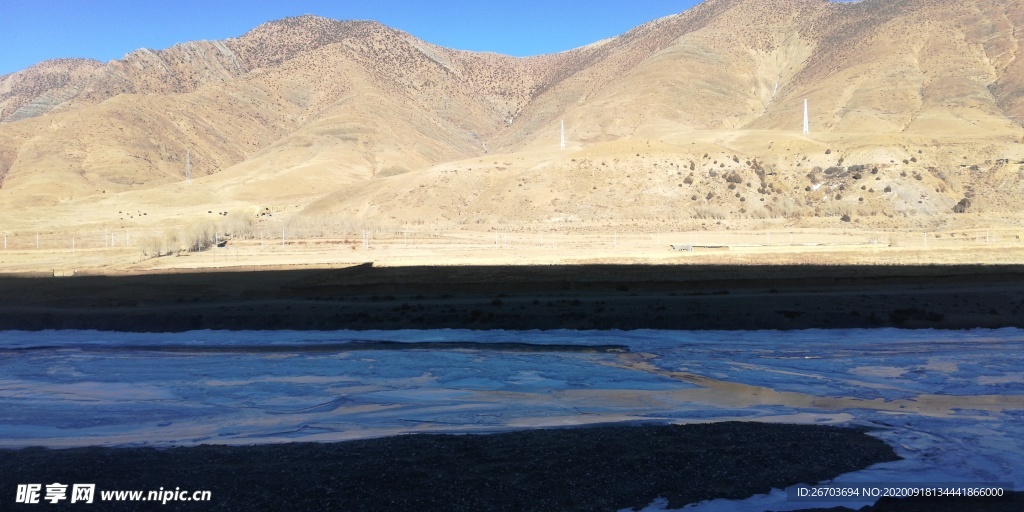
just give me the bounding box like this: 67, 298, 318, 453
0, 58, 102, 122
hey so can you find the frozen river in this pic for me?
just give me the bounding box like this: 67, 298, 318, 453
2, 328, 1022, 510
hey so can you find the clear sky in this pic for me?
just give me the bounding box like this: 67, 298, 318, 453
1, 1, 705, 76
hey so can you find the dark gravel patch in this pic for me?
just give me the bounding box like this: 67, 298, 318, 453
0, 422, 897, 511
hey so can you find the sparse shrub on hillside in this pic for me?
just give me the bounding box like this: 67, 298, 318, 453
726, 172, 743, 184
952, 198, 971, 214
694, 205, 727, 220
747, 208, 769, 220
684, 175, 694, 185
807, 167, 823, 184
749, 165, 765, 182
823, 201, 856, 218
770, 196, 802, 219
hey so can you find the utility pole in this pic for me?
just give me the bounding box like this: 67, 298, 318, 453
560, 119, 565, 151
185, 150, 192, 184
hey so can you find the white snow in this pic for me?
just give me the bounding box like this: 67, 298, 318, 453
2, 328, 1022, 511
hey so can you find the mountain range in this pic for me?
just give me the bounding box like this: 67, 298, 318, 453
1, 0, 1022, 235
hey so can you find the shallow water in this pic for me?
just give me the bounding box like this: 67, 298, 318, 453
2, 328, 1022, 510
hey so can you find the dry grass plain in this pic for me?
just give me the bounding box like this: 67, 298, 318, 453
1, 222, 1022, 333
1, 223, 1023, 275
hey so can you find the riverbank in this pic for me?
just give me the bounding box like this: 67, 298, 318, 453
0, 422, 897, 511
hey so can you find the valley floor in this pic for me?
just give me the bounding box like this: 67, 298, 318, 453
0, 251, 1022, 331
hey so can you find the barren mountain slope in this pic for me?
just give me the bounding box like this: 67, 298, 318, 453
750, 0, 1023, 136
504, 0, 1023, 150
488, 0, 748, 152
0, 17, 542, 208
0, 0, 1022, 240
0, 59, 104, 123
300, 0, 1024, 228
0, 17, 393, 122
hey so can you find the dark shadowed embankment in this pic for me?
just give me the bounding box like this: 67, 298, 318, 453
0, 264, 1022, 332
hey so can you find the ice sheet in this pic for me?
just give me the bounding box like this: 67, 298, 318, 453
2, 328, 1022, 511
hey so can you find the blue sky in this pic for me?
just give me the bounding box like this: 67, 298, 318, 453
1, 1, 704, 76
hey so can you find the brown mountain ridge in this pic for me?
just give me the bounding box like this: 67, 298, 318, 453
0, 0, 1022, 245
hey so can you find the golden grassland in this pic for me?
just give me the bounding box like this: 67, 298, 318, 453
1, 220, 1021, 275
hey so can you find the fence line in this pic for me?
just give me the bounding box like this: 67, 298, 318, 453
0, 227, 1020, 255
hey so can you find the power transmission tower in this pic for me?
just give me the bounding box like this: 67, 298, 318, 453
185, 150, 192, 184
803, 99, 809, 135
